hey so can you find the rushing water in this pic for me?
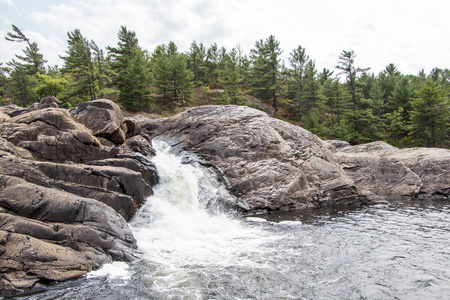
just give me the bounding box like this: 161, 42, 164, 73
14, 140, 450, 299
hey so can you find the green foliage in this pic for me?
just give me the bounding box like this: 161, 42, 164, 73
410, 80, 449, 147
304, 107, 327, 138
6, 67, 39, 105
60, 29, 100, 102
5, 25, 47, 75
4, 25, 47, 105
108, 26, 152, 110
36, 73, 68, 98
250, 35, 282, 112
119, 48, 153, 111
188, 41, 207, 85
219, 51, 243, 102
0, 63, 9, 99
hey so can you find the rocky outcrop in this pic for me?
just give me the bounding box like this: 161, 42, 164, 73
140, 105, 449, 212
70, 99, 128, 144
140, 105, 368, 213
0, 98, 158, 292
331, 141, 450, 200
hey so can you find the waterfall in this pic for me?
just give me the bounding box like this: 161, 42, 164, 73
126, 140, 281, 298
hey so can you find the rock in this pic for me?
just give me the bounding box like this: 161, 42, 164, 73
0, 154, 152, 220
38, 96, 61, 108
0, 97, 61, 118
0, 175, 138, 291
334, 141, 450, 200
0, 137, 33, 159
70, 99, 127, 144
123, 117, 141, 138
0, 112, 10, 122
326, 140, 351, 150
0, 98, 158, 292
88, 153, 159, 187
120, 135, 156, 157
0, 108, 115, 163
0, 104, 23, 117
140, 105, 367, 213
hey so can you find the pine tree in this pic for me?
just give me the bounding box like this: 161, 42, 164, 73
205, 43, 220, 87
5, 25, 46, 75
219, 52, 243, 104
391, 77, 412, 120
4, 25, 47, 105
90, 40, 115, 98
153, 43, 193, 106
250, 35, 282, 112
289, 45, 309, 96
120, 48, 152, 111
0, 63, 7, 100
153, 54, 172, 105
60, 29, 97, 102
410, 80, 448, 147
336, 50, 370, 142
188, 41, 207, 85
108, 26, 152, 110
170, 54, 193, 105
300, 60, 321, 113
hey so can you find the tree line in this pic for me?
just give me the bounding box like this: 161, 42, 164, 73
1, 25, 449, 148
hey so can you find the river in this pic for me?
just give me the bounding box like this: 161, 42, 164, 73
16, 140, 450, 299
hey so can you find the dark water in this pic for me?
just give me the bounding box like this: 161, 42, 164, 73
11, 200, 450, 300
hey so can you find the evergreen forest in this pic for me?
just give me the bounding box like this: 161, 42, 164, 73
1, 25, 449, 148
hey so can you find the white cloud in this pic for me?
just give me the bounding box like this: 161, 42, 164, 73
1, 0, 449, 75
1, 0, 16, 8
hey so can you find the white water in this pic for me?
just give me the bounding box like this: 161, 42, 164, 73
128, 140, 285, 298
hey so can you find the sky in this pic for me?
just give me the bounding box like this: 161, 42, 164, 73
1, 0, 449, 76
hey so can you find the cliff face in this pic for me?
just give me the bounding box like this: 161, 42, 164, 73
0, 97, 158, 292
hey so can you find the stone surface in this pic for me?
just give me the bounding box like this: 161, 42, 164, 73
0, 112, 10, 122
70, 99, 127, 144
141, 105, 449, 211
333, 141, 450, 200
140, 105, 368, 213
0, 96, 62, 118
0, 98, 157, 292
0, 108, 113, 163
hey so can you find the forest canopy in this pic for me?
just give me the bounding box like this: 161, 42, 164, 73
1, 25, 449, 148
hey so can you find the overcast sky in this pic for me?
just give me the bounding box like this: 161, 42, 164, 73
1, 0, 449, 76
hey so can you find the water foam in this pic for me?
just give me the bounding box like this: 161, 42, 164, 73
128, 140, 282, 297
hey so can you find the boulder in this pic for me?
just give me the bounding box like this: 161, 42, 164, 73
140, 105, 367, 213
0, 108, 115, 163
38, 96, 61, 108
0, 96, 62, 118
123, 117, 141, 138
70, 99, 127, 144
334, 141, 450, 200
120, 135, 156, 157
